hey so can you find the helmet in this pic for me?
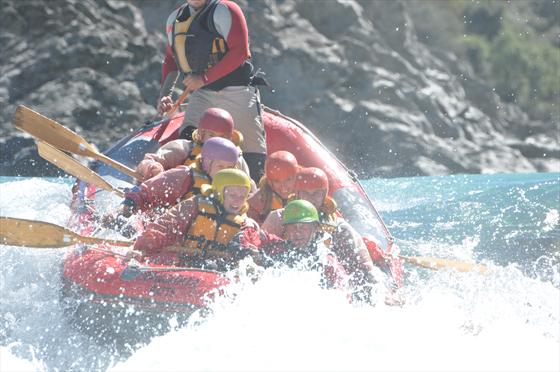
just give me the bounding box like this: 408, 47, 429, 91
295, 167, 329, 192
201, 137, 240, 169
282, 199, 319, 225
265, 151, 299, 181
212, 168, 252, 203
199, 108, 234, 137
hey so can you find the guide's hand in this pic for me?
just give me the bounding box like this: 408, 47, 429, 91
183, 74, 205, 92
157, 96, 173, 115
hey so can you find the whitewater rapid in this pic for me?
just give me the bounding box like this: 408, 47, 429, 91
1, 175, 559, 372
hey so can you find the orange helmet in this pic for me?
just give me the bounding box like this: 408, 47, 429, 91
265, 151, 299, 181
295, 167, 329, 193
198, 108, 234, 137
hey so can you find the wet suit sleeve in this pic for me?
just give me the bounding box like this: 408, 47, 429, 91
202, 1, 250, 84
124, 166, 194, 211
134, 198, 197, 256
146, 140, 194, 171
261, 209, 284, 237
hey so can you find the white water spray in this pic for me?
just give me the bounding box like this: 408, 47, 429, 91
1, 177, 559, 371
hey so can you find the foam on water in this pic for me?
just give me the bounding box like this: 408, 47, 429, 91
1, 175, 559, 371
0, 345, 45, 372
111, 265, 559, 372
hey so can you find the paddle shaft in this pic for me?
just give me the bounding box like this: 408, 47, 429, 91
0, 217, 230, 258
89, 151, 143, 181
399, 255, 487, 274
166, 89, 190, 117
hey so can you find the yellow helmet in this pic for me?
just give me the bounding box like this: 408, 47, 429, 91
210, 169, 251, 203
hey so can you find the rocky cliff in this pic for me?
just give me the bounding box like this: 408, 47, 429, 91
1, 0, 558, 177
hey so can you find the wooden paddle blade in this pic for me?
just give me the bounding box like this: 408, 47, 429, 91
14, 105, 143, 182
399, 255, 488, 274
37, 141, 125, 198
0, 217, 82, 248
14, 105, 97, 157
0, 217, 133, 248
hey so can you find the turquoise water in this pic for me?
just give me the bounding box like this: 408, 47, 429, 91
363, 172, 560, 279
0, 173, 559, 371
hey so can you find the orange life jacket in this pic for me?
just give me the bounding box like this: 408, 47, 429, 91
318, 196, 339, 233
180, 158, 211, 201
182, 140, 203, 168
257, 176, 287, 221
182, 194, 247, 258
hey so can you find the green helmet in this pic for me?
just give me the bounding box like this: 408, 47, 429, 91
282, 199, 319, 225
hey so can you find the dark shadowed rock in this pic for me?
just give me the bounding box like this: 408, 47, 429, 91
0, 0, 557, 178
0, 134, 64, 177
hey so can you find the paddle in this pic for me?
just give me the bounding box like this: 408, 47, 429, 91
13, 105, 144, 181
399, 255, 487, 274
263, 106, 488, 274
166, 89, 190, 117
0, 216, 224, 280
37, 141, 125, 198
0, 217, 132, 248
0, 217, 230, 258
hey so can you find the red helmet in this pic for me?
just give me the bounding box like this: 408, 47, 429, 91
295, 167, 329, 192
198, 108, 234, 137
265, 151, 299, 181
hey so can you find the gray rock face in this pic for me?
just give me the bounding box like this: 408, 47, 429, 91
1, 0, 557, 177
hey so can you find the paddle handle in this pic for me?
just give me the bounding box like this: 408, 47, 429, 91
166, 90, 190, 117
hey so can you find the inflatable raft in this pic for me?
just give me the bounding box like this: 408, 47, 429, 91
63, 107, 403, 313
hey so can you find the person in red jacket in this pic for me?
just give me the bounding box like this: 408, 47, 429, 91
136, 107, 248, 179
157, 0, 267, 181
102, 137, 242, 230
247, 151, 300, 224
132, 169, 256, 270
230, 199, 348, 290
261, 167, 396, 299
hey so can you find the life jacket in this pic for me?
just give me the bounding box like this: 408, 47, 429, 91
285, 194, 339, 233
166, 0, 258, 91
181, 158, 211, 200
182, 139, 203, 167
318, 196, 340, 233
257, 176, 287, 221
181, 193, 247, 258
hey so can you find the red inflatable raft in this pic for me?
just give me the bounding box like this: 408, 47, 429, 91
64, 107, 403, 313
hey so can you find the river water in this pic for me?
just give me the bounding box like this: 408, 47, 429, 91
0, 173, 558, 371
